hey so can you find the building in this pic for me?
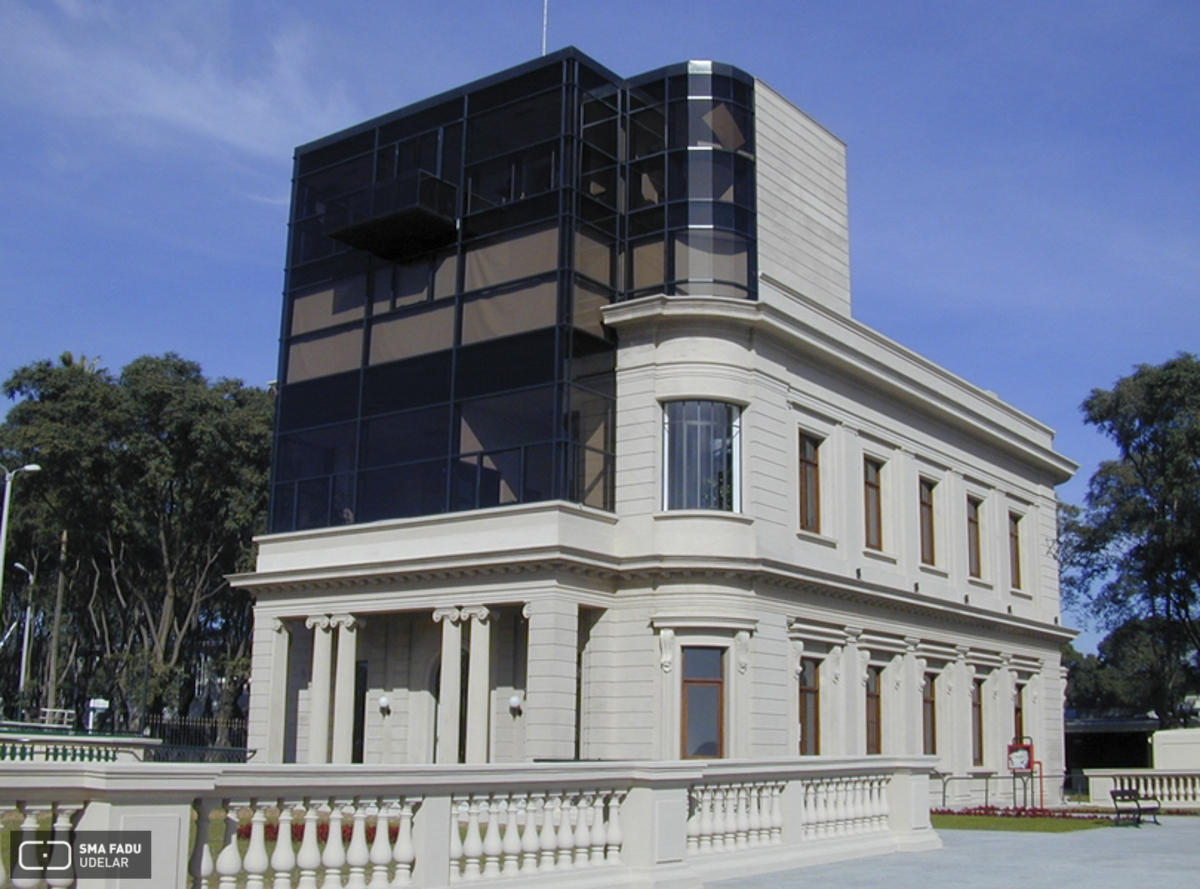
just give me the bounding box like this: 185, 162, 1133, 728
234, 48, 1076, 801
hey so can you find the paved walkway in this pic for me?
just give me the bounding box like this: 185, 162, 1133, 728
705, 816, 1199, 889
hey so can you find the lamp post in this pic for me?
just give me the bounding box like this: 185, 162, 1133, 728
14, 563, 34, 701
0, 463, 41, 623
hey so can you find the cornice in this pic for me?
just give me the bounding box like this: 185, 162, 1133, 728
236, 548, 1073, 645
601, 290, 1077, 483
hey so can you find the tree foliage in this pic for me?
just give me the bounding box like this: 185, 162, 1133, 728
0, 353, 272, 726
1062, 353, 1200, 725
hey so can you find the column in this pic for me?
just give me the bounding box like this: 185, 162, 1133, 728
462, 606, 492, 763
843, 627, 865, 755
305, 615, 333, 764
523, 599, 578, 761
330, 614, 360, 764
433, 607, 463, 764
267, 619, 292, 763
902, 638, 923, 756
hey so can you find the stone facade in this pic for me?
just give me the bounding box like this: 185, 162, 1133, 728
234, 49, 1075, 806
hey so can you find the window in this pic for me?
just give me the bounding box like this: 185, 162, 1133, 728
865, 665, 882, 754
681, 647, 724, 758
1014, 684, 1025, 743
919, 478, 937, 565
664, 401, 741, 511
864, 458, 883, 550
922, 673, 937, 755
798, 432, 821, 533
799, 658, 820, 755
1008, 512, 1023, 590
971, 678, 985, 767
967, 497, 983, 579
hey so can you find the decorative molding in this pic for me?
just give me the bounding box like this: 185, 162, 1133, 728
330, 613, 360, 632
659, 628, 676, 674
650, 615, 758, 633
790, 639, 806, 678
735, 631, 751, 674
460, 605, 491, 624
827, 646, 843, 685
432, 606, 462, 624
304, 615, 331, 631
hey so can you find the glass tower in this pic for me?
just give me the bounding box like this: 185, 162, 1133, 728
270, 49, 756, 533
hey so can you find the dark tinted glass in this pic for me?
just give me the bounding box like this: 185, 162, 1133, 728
361, 406, 451, 468
361, 351, 452, 415
454, 329, 558, 398
277, 372, 360, 432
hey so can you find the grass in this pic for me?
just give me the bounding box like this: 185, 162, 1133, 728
932, 813, 1110, 833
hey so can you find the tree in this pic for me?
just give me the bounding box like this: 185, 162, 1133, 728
1062, 353, 1200, 725
0, 353, 272, 728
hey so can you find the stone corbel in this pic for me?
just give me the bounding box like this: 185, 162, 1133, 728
791, 639, 806, 678
858, 648, 871, 686
828, 646, 843, 685
735, 630, 751, 674
659, 628, 676, 674
890, 653, 904, 690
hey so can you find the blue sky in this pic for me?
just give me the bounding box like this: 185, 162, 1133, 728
1, 1, 1197, 644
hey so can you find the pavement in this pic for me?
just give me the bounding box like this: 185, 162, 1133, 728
704, 816, 1199, 889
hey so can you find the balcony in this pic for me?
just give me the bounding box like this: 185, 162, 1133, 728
321, 171, 458, 261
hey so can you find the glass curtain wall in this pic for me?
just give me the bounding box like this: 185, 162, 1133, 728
269, 51, 756, 532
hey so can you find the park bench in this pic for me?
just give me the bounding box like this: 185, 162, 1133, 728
1110, 787, 1161, 826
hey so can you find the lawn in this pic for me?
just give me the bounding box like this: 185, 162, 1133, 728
932, 813, 1111, 833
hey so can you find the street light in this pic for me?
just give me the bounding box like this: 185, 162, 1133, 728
0, 463, 41, 623
14, 562, 34, 700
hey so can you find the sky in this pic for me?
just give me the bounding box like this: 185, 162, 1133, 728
1, 0, 1197, 645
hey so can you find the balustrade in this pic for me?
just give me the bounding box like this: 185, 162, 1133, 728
687, 781, 782, 853
448, 789, 624, 880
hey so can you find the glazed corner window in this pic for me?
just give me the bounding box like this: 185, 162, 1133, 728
681, 647, 724, 758
865, 665, 882, 755
663, 400, 741, 511
798, 657, 820, 756
971, 678, 985, 766
1008, 512, 1023, 590
798, 432, 821, 533
863, 457, 884, 550
919, 478, 937, 565
967, 496, 983, 579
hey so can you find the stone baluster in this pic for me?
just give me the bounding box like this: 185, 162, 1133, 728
482, 796, 503, 877
324, 802, 348, 885
213, 802, 243, 889
836, 779, 849, 835
591, 793, 608, 863
747, 784, 763, 846
11, 806, 43, 889
695, 785, 712, 852
686, 789, 701, 854
735, 784, 750, 849
45, 805, 77, 889
770, 783, 784, 844
391, 800, 417, 886
242, 801, 270, 889
367, 802, 392, 889
848, 778, 862, 834
462, 798, 484, 880
501, 796, 522, 876
191, 797, 218, 888
606, 791, 625, 864
878, 777, 890, 831
345, 800, 371, 889
520, 795, 541, 873
272, 803, 297, 889
295, 800, 322, 889
710, 786, 727, 851
448, 800, 464, 883
575, 793, 593, 865
555, 793, 575, 868
538, 795, 558, 871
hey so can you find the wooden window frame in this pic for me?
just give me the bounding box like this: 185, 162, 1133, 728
864, 457, 883, 551
966, 496, 983, 579
1008, 512, 1023, 590
865, 664, 882, 755
798, 432, 821, 533
798, 657, 820, 756
971, 678, 985, 767
922, 673, 937, 755
919, 477, 937, 565
681, 646, 725, 759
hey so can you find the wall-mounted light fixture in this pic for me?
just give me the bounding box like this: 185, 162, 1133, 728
508, 694, 523, 715
378, 694, 391, 716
